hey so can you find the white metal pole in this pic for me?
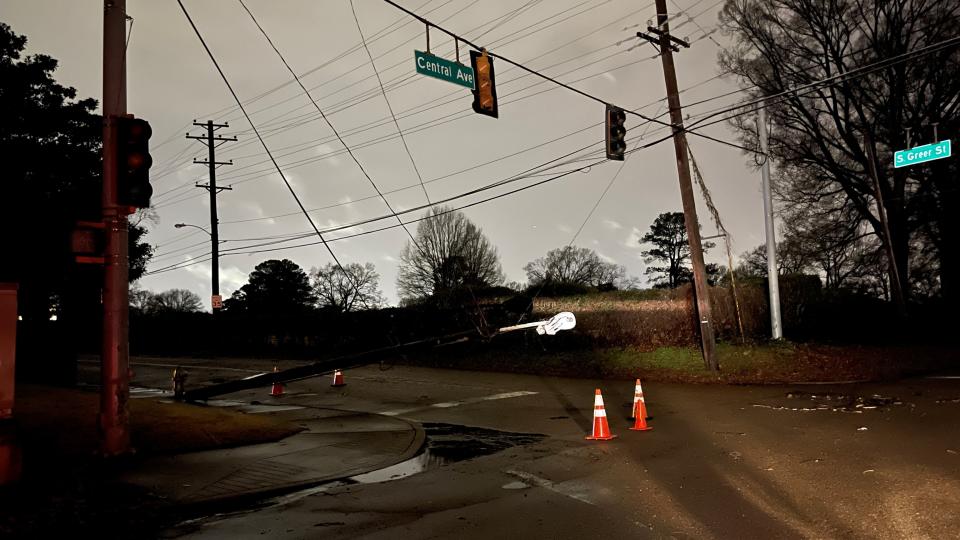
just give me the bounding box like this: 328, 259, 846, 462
758, 107, 783, 339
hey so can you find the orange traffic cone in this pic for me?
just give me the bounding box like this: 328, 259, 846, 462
630, 378, 651, 419
270, 366, 284, 397
331, 369, 346, 387
585, 389, 617, 440
629, 379, 652, 431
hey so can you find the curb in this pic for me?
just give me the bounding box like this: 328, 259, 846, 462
137, 411, 427, 515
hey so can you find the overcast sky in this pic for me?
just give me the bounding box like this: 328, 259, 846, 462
6, 0, 772, 308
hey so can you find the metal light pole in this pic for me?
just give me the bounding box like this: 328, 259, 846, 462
173, 223, 220, 311
758, 107, 783, 339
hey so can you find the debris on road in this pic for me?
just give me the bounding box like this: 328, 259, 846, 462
754, 392, 904, 413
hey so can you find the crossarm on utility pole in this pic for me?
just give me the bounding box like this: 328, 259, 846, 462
186, 121, 236, 312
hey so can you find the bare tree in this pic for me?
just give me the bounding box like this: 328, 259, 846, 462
719, 0, 960, 301
312, 262, 384, 312
524, 246, 635, 290
146, 289, 203, 313
396, 206, 504, 301
129, 285, 153, 313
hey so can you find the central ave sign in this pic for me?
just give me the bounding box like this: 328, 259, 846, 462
414, 50, 475, 89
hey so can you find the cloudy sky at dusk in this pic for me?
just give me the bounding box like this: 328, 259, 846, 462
6, 0, 772, 307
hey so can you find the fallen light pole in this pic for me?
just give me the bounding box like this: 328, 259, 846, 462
182, 312, 576, 402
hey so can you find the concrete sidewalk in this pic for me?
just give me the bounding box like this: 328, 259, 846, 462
122, 407, 424, 505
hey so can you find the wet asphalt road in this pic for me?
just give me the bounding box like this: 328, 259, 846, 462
82, 357, 960, 539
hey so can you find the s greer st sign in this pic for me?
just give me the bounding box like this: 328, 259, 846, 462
414, 50, 475, 89
894, 139, 951, 168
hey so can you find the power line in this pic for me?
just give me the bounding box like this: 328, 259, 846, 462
236, 0, 425, 253
378, 0, 755, 153
150, 18, 960, 274
149, 0, 469, 179
150, 0, 650, 188
147, 0, 553, 187
150, 46, 657, 210
145, 157, 611, 276
175, 0, 348, 274
349, 0, 431, 204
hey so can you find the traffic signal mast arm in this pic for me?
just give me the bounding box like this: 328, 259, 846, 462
381, 0, 754, 153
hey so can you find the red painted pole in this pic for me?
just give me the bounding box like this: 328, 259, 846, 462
99, 0, 130, 456
0, 283, 17, 420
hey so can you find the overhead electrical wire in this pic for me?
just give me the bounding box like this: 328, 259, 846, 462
150, 0, 655, 189
349, 0, 431, 204
152, 1, 960, 273
149, 45, 654, 209
236, 0, 426, 254
149, 31, 960, 269
175, 0, 349, 272
151, 0, 470, 178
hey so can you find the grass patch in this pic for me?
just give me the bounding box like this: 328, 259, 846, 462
14, 385, 301, 458
408, 342, 957, 384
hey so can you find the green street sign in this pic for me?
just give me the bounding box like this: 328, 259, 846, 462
894, 139, 951, 168
414, 50, 475, 90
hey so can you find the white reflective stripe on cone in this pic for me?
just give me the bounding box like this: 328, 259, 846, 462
594, 409, 607, 417
594, 395, 604, 406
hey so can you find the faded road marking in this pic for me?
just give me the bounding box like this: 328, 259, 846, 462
379, 390, 538, 416
504, 469, 595, 505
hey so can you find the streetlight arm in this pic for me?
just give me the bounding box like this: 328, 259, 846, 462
174, 222, 212, 237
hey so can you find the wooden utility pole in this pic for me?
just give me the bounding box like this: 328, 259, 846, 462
100, 0, 130, 455
863, 131, 906, 312
186, 121, 235, 312
640, 0, 718, 372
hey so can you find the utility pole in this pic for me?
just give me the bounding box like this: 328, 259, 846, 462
100, 0, 130, 456
863, 131, 905, 313
639, 0, 718, 373
186, 121, 235, 312
758, 107, 783, 339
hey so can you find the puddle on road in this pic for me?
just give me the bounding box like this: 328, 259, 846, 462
752, 391, 905, 413
350, 423, 547, 485
177, 421, 549, 531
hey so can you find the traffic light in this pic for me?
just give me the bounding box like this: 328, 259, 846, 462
605, 105, 626, 160
115, 115, 153, 208
470, 49, 498, 118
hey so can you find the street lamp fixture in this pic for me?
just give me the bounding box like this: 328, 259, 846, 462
174, 222, 211, 237
173, 222, 222, 311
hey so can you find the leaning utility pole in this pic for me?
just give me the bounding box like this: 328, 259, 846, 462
186, 121, 235, 312
639, 0, 718, 372
758, 107, 783, 339
100, 0, 130, 455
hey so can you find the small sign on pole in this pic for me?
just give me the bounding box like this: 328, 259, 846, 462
211, 295, 223, 309
894, 139, 951, 168
414, 50, 475, 89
